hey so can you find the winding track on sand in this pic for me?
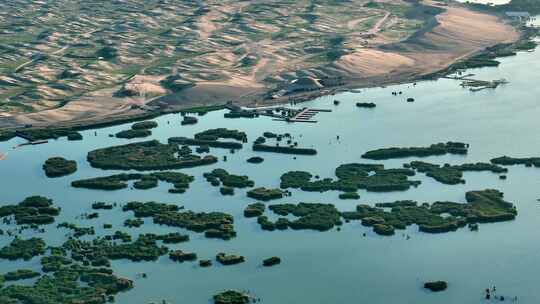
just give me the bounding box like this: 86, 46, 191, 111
0, 1, 521, 130
368, 12, 390, 35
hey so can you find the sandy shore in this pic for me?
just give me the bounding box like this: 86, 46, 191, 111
0, 1, 520, 131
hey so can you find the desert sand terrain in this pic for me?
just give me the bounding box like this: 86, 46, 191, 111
0, 0, 520, 129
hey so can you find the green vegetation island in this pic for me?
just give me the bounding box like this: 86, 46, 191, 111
404, 161, 507, 185
122, 201, 236, 240
249, 189, 516, 235
0, 196, 60, 226
280, 163, 420, 193
361, 142, 469, 160
0, 0, 535, 303
87, 140, 218, 170
42, 157, 77, 178
72, 172, 194, 193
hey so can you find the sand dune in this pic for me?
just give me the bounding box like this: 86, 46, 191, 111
0, 1, 521, 129
334, 3, 519, 81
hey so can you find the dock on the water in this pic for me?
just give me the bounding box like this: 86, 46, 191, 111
16, 140, 48, 148
270, 107, 331, 123
230, 104, 331, 123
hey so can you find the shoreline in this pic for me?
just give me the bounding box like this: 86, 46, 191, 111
0, 4, 532, 139
0, 43, 523, 141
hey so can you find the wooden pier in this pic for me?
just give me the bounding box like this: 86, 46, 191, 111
226, 104, 331, 123
272, 107, 331, 123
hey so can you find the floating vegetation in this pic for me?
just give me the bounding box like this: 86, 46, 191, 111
244, 203, 265, 218
200, 259, 212, 267
373, 224, 395, 235
3, 269, 40, 281
58, 222, 96, 238
194, 128, 247, 142
107, 231, 132, 243
169, 137, 243, 149
263, 256, 281, 267
159, 232, 189, 244
247, 187, 284, 201
172, 128, 248, 149
361, 142, 469, 160
454, 163, 508, 173
213, 290, 250, 304
203, 169, 255, 188
131, 121, 158, 130
40, 255, 73, 272
251, 190, 516, 235
114, 121, 157, 139
0, 196, 60, 225
342, 189, 517, 235
122, 201, 180, 217
356, 102, 376, 108
115, 129, 152, 139
92, 202, 114, 210
42, 157, 77, 177
123, 202, 236, 240
63, 234, 169, 262
72, 172, 194, 193
124, 218, 144, 228
246, 156, 264, 164
424, 281, 448, 292
169, 250, 197, 262
196, 145, 210, 153
224, 110, 259, 119
262, 203, 342, 231
181, 116, 198, 125
220, 187, 234, 196
66, 132, 83, 141
252, 144, 317, 155
257, 216, 276, 231
405, 161, 464, 184
491, 156, 540, 167
405, 161, 507, 184
280, 164, 420, 193
87, 140, 217, 170
0, 265, 133, 303
216, 253, 245, 265
339, 192, 360, 200
0, 238, 46, 260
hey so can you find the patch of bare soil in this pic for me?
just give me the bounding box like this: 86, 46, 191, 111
0, 86, 148, 129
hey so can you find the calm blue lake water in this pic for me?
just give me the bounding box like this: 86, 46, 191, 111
1, 26, 540, 304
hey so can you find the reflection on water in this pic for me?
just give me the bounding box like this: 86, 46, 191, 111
1, 29, 540, 304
